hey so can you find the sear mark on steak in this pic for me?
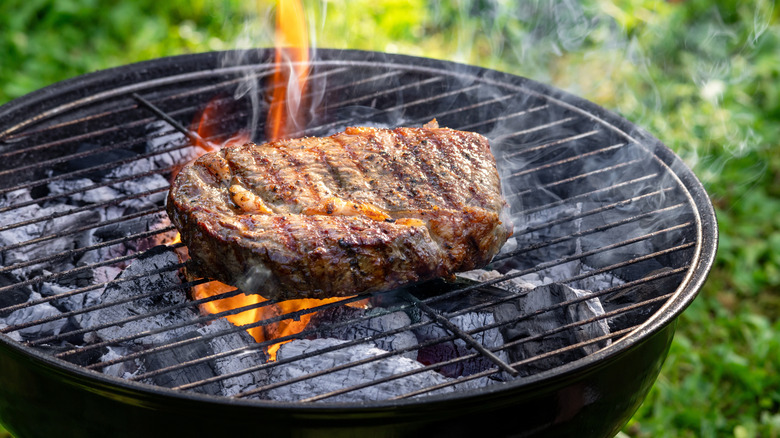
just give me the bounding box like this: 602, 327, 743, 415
166, 120, 512, 300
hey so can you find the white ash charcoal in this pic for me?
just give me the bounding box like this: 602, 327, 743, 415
197, 317, 266, 397
266, 338, 454, 402
459, 269, 541, 292
106, 164, 169, 211
40, 281, 85, 313
2, 292, 69, 341
140, 330, 223, 395
494, 282, 611, 377
47, 178, 120, 205
0, 273, 33, 314
313, 308, 419, 360
0, 322, 22, 342
413, 311, 509, 379
81, 245, 196, 346
99, 345, 142, 379
138, 318, 265, 397
0, 189, 100, 275
144, 121, 204, 168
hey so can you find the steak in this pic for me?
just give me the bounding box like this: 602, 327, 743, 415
167, 120, 511, 300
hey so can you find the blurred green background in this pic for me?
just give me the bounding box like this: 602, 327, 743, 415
1, 0, 778, 436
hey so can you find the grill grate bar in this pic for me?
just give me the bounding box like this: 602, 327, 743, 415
0, 205, 165, 254
283, 292, 670, 403
424, 222, 693, 308
167, 299, 425, 389
449, 265, 689, 324
391, 325, 638, 401
0, 253, 185, 318
501, 129, 601, 159
502, 203, 688, 259
0, 185, 169, 235
502, 187, 677, 242
0, 134, 187, 195
507, 157, 646, 203
407, 92, 529, 126
0, 226, 175, 296
6, 273, 205, 338
403, 291, 519, 377
228, 306, 510, 399
457, 104, 550, 132
26, 279, 238, 348
0, 163, 175, 216
506, 142, 628, 180
492, 116, 579, 143
132, 92, 204, 144
0, 68, 273, 142
0, 213, 172, 276
516, 173, 661, 217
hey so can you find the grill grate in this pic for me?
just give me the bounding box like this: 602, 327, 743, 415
0, 50, 704, 405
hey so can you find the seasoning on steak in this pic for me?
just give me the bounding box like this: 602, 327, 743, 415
167, 120, 511, 300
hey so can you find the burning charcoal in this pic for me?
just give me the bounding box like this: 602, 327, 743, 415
0, 188, 100, 276
140, 331, 223, 395
265, 338, 454, 402
494, 282, 611, 377
413, 312, 509, 378
112, 318, 265, 397
144, 120, 202, 168
2, 292, 70, 342
313, 308, 419, 360
0, 273, 32, 316
603, 267, 680, 331
198, 318, 266, 397
99, 346, 142, 379
81, 245, 196, 346
47, 178, 120, 205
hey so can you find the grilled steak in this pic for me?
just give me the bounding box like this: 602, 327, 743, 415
167, 120, 511, 300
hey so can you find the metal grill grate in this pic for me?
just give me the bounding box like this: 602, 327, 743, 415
0, 50, 707, 405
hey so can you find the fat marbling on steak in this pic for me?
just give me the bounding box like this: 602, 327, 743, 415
167, 120, 511, 300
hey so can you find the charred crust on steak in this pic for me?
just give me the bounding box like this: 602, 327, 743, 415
167, 121, 512, 300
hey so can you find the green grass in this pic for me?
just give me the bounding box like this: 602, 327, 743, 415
1, 1, 779, 437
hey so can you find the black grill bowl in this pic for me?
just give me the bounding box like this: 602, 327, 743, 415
0, 49, 717, 438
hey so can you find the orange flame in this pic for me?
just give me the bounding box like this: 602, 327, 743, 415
266, 0, 310, 141
170, 1, 366, 361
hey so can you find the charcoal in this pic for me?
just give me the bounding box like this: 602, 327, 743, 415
47, 178, 120, 205
144, 120, 201, 168
313, 307, 419, 360
414, 311, 508, 378
0, 273, 32, 317
81, 245, 196, 346
142, 330, 224, 394
0, 188, 100, 275
2, 292, 70, 342
198, 317, 266, 396
494, 282, 611, 376
265, 338, 454, 402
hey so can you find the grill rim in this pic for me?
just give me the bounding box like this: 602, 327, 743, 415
0, 48, 718, 410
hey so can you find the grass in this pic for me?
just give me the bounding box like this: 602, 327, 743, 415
1, 0, 779, 436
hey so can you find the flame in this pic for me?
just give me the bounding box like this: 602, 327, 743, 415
266, 0, 310, 141
191, 98, 251, 153
169, 0, 365, 361
191, 280, 358, 360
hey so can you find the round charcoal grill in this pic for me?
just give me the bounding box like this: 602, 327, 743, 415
0, 49, 716, 438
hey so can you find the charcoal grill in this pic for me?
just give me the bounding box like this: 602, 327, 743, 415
0, 49, 717, 438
